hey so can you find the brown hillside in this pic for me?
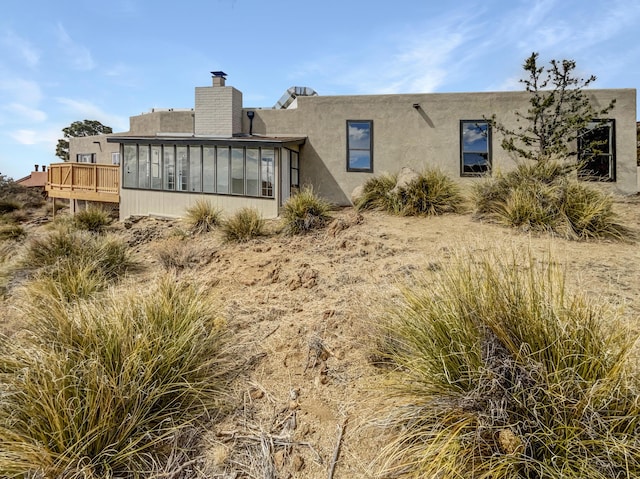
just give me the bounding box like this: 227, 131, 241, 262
2, 197, 640, 478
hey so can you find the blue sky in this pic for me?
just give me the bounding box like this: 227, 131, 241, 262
1, 0, 639, 180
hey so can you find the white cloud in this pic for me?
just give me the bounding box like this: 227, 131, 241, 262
1, 30, 40, 67
55, 23, 95, 71
56, 97, 129, 131
4, 103, 46, 122
0, 77, 43, 106
9, 129, 39, 145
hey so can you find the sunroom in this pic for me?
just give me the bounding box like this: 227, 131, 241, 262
107, 135, 305, 220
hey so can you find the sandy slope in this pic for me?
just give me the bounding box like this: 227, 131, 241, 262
2, 196, 640, 478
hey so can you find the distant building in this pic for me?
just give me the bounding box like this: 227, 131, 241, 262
16, 165, 47, 189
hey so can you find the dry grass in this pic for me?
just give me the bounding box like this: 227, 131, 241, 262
282, 186, 331, 235
185, 199, 223, 234
0, 275, 234, 478
222, 207, 265, 242
372, 248, 640, 478
473, 160, 629, 240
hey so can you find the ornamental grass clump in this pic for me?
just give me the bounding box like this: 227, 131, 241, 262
373, 250, 640, 478
222, 207, 265, 242
397, 169, 466, 216
473, 160, 628, 240
185, 199, 223, 234
21, 227, 133, 280
356, 169, 465, 216
0, 275, 233, 478
282, 186, 331, 234
73, 205, 112, 232
355, 173, 398, 212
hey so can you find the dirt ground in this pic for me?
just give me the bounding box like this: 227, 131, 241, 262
2, 195, 640, 478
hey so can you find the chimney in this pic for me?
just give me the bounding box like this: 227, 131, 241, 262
34, 164, 39, 172
211, 71, 227, 87
42, 165, 46, 172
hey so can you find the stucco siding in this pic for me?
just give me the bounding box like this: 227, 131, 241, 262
247, 88, 637, 205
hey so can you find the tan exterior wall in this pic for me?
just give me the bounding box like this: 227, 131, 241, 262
128, 110, 194, 135
246, 88, 637, 205
119, 189, 279, 220
69, 135, 120, 165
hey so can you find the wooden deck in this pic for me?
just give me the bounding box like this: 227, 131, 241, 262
46, 163, 120, 203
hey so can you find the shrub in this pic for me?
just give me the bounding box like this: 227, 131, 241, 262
155, 237, 201, 271
185, 199, 222, 234
372, 250, 640, 478
398, 169, 466, 216
356, 169, 465, 216
21, 228, 134, 280
73, 205, 112, 232
0, 199, 20, 215
355, 173, 398, 212
282, 186, 331, 234
0, 224, 26, 241
27, 257, 109, 302
222, 207, 264, 242
0, 276, 232, 477
474, 160, 628, 240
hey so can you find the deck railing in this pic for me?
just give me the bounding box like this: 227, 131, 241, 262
46, 163, 120, 203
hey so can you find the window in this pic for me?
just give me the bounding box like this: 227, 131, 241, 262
203, 147, 215, 193
261, 148, 275, 197
231, 147, 244, 195
164, 146, 175, 190
246, 148, 259, 196
123, 145, 137, 188
177, 146, 188, 191
138, 145, 150, 189
217, 147, 229, 194
111, 152, 120, 165
347, 120, 373, 172
77, 153, 95, 163
578, 120, 615, 181
461, 121, 491, 176
189, 145, 202, 192
121, 142, 276, 199
151, 146, 162, 189
291, 151, 299, 188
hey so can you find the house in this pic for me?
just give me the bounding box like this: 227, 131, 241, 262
16, 165, 48, 189
51, 71, 637, 220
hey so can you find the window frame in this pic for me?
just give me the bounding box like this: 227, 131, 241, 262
577, 119, 616, 182
76, 153, 96, 163
460, 120, 492, 177
120, 142, 277, 200
346, 120, 373, 173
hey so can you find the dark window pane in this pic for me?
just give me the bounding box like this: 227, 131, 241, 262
578, 120, 615, 181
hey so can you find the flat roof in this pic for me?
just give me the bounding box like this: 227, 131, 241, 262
106, 134, 306, 148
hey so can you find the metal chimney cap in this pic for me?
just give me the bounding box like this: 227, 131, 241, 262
211, 71, 227, 78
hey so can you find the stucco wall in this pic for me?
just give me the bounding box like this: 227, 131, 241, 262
69, 135, 120, 164
128, 110, 194, 135
119, 189, 279, 220
246, 88, 637, 205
